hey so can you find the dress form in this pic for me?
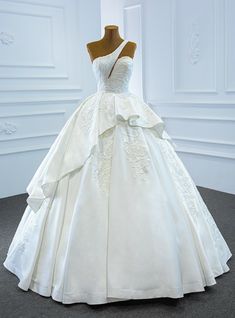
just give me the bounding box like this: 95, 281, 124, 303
87, 25, 136, 63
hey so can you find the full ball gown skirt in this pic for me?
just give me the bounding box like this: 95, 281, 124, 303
3, 40, 232, 305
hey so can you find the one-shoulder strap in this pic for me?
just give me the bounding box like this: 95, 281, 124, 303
113, 40, 128, 56
108, 40, 129, 78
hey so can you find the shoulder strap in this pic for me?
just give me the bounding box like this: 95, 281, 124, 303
108, 40, 129, 78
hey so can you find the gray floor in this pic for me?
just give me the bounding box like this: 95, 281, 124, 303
0, 187, 234, 318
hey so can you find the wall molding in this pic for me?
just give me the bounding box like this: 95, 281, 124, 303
0, 63, 55, 68
176, 147, 235, 160
0, 87, 82, 95
0, 31, 14, 45
0, 131, 59, 142
0, 9, 55, 68
3, 0, 65, 10
173, 135, 235, 160
0, 88, 83, 105
124, 3, 142, 11
0, 121, 17, 135
0, 74, 69, 79
0, 1, 70, 81
172, 135, 235, 146
0, 109, 66, 119
0, 97, 82, 105
171, 0, 217, 93
148, 100, 235, 106
149, 100, 235, 160
0, 0, 100, 199
224, 0, 235, 93
142, 0, 235, 194
0, 99, 81, 107
161, 115, 235, 122
0, 144, 51, 156
189, 21, 200, 65
123, 1, 143, 97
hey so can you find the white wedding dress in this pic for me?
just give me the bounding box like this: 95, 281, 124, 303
3, 40, 232, 305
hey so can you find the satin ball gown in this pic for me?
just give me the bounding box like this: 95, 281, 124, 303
3, 39, 232, 305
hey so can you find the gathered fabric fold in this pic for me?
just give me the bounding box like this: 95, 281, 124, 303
26, 91, 166, 213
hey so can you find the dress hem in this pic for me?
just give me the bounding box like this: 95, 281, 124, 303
3, 251, 232, 305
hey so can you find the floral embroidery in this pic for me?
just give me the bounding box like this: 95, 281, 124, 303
158, 139, 222, 244
98, 94, 115, 124
79, 102, 97, 134
91, 128, 114, 194
14, 214, 38, 255
122, 125, 151, 181
197, 194, 222, 243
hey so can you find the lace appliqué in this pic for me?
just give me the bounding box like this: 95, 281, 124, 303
91, 128, 114, 194
14, 213, 38, 255
79, 102, 97, 134
158, 139, 222, 244
197, 193, 223, 243
122, 125, 151, 181
98, 93, 115, 124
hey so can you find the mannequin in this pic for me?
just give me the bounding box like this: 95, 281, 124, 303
87, 25, 136, 63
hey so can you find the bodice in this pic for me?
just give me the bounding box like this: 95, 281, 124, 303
92, 40, 133, 94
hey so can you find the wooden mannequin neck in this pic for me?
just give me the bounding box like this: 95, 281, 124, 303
102, 26, 123, 44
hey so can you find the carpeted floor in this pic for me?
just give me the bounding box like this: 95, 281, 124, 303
0, 187, 234, 318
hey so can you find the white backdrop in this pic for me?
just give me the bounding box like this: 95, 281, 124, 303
1, 0, 235, 198
0, 0, 101, 198
101, 0, 235, 194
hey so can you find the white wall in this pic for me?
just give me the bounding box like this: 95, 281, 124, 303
1, 0, 234, 197
144, 0, 235, 194
0, 0, 101, 198
100, 0, 143, 97
102, 0, 235, 194
101, 0, 124, 35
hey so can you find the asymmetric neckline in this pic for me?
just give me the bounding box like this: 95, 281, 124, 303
92, 40, 128, 64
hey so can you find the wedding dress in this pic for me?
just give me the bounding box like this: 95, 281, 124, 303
3, 40, 232, 305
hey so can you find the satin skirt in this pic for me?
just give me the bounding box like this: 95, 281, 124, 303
3, 90, 232, 304
3, 92, 232, 305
